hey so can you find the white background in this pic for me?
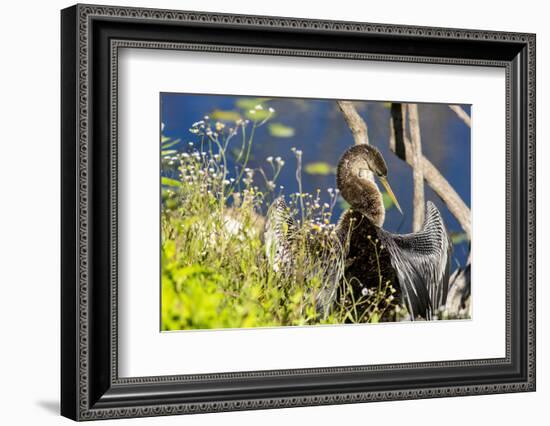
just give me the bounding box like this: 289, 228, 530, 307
0, 0, 547, 425
119, 50, 505, 377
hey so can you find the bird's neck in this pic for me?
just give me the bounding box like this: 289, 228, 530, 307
337, 168, 385, 227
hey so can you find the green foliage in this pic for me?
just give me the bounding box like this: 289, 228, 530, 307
160, 113, 407, 330
161, 177, 182, 188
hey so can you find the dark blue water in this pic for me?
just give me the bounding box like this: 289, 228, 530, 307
161, 93, 471, 268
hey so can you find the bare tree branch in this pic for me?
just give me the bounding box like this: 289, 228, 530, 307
337, 100, 374, 182
407, 104, 425, 232
448, 105, 471, 127
337, 101, 370, 146
390, 103, 472, 239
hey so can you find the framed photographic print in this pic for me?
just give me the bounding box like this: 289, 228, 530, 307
61, 3, 536, 421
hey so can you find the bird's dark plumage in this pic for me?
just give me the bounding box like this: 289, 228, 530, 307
265, 144, 452, 321
339, 201, 451, 319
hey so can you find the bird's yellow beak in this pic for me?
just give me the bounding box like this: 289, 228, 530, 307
379, 176, 403, 214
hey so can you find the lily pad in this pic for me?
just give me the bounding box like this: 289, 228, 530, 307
235, 97, 271, 110
304, 162, 335, 176
161, 138, 181, 149
268, 123, 295, 138
161, 149, 177, 157
244, 109, 271, 121
210, 109, 241, 122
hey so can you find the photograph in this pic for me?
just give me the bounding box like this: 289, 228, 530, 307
160, 94, 472, 331
57, 3, 536, 420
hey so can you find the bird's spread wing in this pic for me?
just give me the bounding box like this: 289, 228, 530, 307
264, 196, 297, 274
378, 201, 452, 319
264, 196, 344, 318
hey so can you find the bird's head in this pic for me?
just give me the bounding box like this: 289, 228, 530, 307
337, 144, 403, 216
350, 144, 388, 180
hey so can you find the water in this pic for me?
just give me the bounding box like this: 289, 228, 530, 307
161, 93, 471, 268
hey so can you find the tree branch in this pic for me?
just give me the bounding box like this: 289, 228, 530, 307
448, 105, 471, 127
337, 101, 370, 146
390, 103, 471, 239
407, 104, 425, 232
337, 100, 374, 182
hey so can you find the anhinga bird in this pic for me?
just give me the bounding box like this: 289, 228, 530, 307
265, 144, 452, 321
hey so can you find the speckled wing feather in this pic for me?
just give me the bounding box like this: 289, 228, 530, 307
264, 196, 297, 274
377, 201, 452, 320
264, 196, 345, 318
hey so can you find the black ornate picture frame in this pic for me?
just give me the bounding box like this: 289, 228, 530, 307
61, 3, 536, 421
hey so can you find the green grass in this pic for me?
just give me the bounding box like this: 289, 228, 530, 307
160, 106, 404, 330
